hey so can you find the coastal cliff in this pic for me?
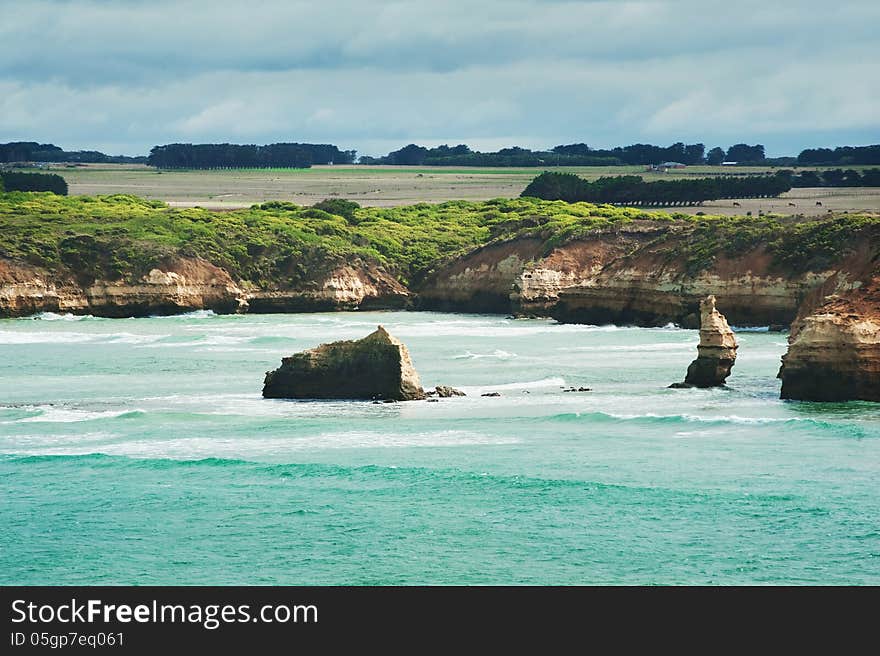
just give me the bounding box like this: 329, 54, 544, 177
0, 256, 246, 317
2, 192, 877, 326
246, 264, 410, 313
0, 257, 407, 318
779, 260, 880, 401
418, 219, 874, 328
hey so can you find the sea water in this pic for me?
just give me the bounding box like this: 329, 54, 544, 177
1, 311, 878, 585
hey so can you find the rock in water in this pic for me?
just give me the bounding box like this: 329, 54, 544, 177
671, 295, 738, 388
434, 386, 466, 398
779, 274, 880, 402
262, 326, 426, 400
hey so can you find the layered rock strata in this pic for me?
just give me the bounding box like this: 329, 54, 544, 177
246, 265, 410, 313
262, 326, 426, 401
671, 296, 738, 388
0, 256, 247, 317
779, 268, 880, 402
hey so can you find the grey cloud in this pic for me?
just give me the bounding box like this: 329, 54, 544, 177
1, 1, 878, 155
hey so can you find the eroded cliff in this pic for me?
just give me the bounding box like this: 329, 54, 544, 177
418, 219, 879, 329
0, 256, 247, 317
779, 260, 880, 401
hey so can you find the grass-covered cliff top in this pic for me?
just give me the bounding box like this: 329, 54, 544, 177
0, 192, 877, 286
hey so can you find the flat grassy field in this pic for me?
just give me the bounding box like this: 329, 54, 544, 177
28, 163, 880, 216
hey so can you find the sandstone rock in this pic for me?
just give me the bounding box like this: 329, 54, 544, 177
434, 385, 466, 398
246, 264, 410, 313
262, 326, 426, 401
0, 256, 246, 318
779, 272, 880, 402
671, 295, 738, 388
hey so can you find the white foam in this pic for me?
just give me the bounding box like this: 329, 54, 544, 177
0, 331, 95, 344
5, 430, 519, 459
461, 376, 567, 392
151, 310, 217, 319
13, 406, 141, 423
25, 312, 97, 322
452, 349, 517, 360
566, 342, 695, 352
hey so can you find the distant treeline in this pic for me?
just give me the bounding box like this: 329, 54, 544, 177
0, 171, 68, 195
521, 172, 792, 206
787, 168, 880, 187
147, 143, 357, 169
0, 142, 145, 164
6, 139, 880, 169
359, 142, 780, 167
797, 145, 880, 166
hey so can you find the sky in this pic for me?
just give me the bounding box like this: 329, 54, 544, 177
1, 0, 878, 157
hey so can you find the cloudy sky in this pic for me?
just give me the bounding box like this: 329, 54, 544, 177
2, 0, 878, 157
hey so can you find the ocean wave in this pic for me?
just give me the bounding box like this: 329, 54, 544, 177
566, 342, 694, 352
461, 377, 567, 392
21, 312, 99, 322
9, 405, 145, 424
0, 331, 96, 344
150, 310, 217, 319
730, 326, 771, 332
542, 410, 871, 433
0, 429, 520, 460
452, 349, 517, 360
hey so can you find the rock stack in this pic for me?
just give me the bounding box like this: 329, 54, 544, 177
671, 295, 738, 388
262, 326, 426, 401
779, 272, 880, 402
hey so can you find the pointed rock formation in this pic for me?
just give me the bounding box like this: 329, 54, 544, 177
671, 295, 738, 388
779, 270, 880, 402
262, 326, 426, 401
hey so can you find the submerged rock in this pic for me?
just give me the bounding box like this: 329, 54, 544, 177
779, 273, 880, 402
262, 325, 426, 401
671, 295, 738, 388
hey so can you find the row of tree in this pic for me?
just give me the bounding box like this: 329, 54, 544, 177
359, 142, 776, 167
521, 172, 792, 206
0, 142, 145, 164
146, 143, 357, 169
796, 145, 880, 166
787, 168, 880, 187
0, 171, 68, 195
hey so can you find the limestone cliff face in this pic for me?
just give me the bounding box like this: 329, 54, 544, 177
553, 247, 832, 328
0, 256, 247, 317
0, 256, 408, 318
246, 264, 410, 313
0, 258, 84, 316
417, 238, 546, 312
263, 325, 426, 400
85, 258, 248, 317
418, 226, 839, 327
779, 266, 880, 402
512, 231, 652, 316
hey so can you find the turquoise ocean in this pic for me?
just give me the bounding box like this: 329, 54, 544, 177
1, 310, 878, 584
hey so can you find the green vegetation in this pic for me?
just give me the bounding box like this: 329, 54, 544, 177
147, 143, 355, 168
521, 171, 792, 205
0, 171, 68, 195
667, 213, 880, 275
0, 191, 875, 288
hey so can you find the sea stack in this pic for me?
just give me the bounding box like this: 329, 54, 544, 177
671, 295, 738, 388
262, 326, 426, 401
779, 274, 880, 402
